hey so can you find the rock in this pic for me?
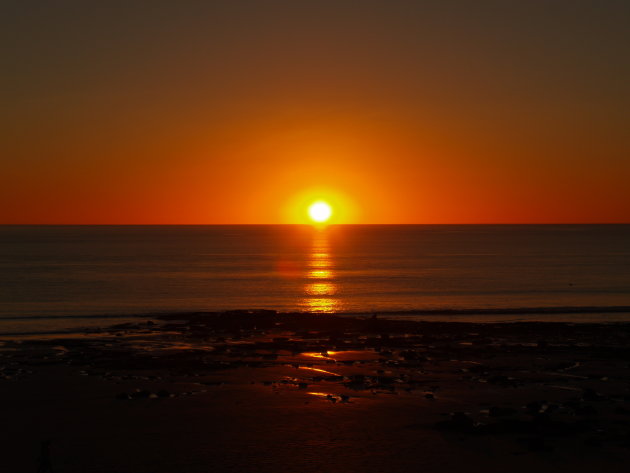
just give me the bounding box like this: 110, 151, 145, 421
399, 350, 426, 361
487, 375, 515, 387
488, 406, 517, 417
130, 389, 151, 399
324, 375, 343, 382
574, 404, 598, 416
526, 436, 553, 452
435, 412, 475, 433
530, 413, 577, 436
582, 388, 606, 402
584, 436, 603, 447
525, 401, 545, 415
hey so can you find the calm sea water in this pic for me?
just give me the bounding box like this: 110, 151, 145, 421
1, 225, 629, 334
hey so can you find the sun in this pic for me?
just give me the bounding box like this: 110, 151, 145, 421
284, 189, 357, 224
308, 201, 332, 223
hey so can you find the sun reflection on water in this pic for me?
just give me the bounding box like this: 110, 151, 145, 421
305, 282, 336, 296
309, 253, 331, 266
302, 230, 339, 313
308, 269, 333, 279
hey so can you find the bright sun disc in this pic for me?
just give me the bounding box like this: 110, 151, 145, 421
308, 201, 332, 223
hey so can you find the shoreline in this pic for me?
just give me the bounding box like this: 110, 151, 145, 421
2, 312, 630, 471
3, 305, 630, 339
4, 304, 630, 319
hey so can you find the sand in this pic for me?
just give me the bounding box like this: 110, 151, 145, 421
2, 312, 630, 472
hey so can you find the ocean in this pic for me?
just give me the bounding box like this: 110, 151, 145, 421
1, 225, 629, 335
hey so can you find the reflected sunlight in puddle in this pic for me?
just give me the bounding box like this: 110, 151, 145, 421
306, 392, 348, 403
298, 366, 342, 376
301, 351, 339, 359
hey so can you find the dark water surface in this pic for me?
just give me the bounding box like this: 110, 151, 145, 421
1, 225, 629, 333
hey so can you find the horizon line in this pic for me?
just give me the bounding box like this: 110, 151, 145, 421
1, 222, 629, 226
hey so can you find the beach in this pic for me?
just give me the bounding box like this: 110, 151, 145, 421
3, 312, 630, 472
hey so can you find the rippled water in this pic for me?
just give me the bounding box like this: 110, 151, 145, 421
1, 225, 629, 333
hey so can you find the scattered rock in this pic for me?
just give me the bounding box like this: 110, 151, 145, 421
574, 405, 598, 416
488, 406, 517, 417
582, 388, 606, 402
436, 412, 476, 433
526, 436, 553, 452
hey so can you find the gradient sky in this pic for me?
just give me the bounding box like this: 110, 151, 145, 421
2, 1, 629, 224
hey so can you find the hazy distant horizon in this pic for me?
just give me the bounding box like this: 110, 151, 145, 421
2, 222, 630, 226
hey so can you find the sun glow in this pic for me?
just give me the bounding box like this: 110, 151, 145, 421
282, 188, 359, 224
308, 201, 332, 223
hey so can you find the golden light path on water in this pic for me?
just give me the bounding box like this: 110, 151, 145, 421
302, 230, 339, 313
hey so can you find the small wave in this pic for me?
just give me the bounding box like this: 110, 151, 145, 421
2, 305, 630, 321
0, 314, 147, 321
339, 305, 630, 316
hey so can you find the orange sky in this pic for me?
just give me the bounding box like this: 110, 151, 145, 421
2, 1, 629, 224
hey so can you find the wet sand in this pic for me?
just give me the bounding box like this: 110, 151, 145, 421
2, 312, 630, 472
